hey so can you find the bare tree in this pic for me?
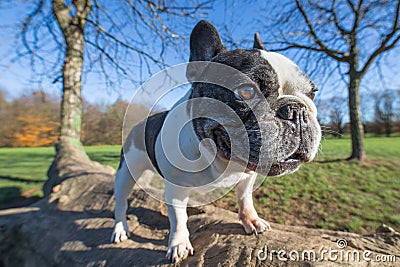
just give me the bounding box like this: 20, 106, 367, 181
0, 0, 213, 191
360, 92, 373, 134
316, 96, 347, 137
374, 90, 397, 137
328, 96, 347, 138
263, 0, 400, 161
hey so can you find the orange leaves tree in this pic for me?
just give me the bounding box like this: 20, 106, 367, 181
0, 91, 60, 147
13, 116, 59, 147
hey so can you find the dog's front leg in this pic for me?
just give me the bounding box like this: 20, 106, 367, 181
164, 182, 193, 263
236, 172, 271, 234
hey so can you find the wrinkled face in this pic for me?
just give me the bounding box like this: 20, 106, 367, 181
188, 21, 321, 176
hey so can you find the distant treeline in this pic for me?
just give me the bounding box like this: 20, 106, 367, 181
1, 89, 399, 147
317, 90, 400, 138
0, 90, 148, 147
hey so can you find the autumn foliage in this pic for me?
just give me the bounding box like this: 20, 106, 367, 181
0, 90, 149, 147
13, 116, 60, 147
81, 99, 148, 145
0, 90, 60, 147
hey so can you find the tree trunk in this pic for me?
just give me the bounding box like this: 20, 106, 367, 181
385, 115, 392, 137
60, 31, 84, 142
45, 0, 114, 195
348, 72, 366, 161
53, 0, 89, 145
385, 123, 391, 137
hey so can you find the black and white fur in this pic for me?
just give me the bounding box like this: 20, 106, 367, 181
111, 21, 321, 263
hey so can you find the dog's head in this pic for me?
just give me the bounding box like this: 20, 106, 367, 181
187, 21, 321, 176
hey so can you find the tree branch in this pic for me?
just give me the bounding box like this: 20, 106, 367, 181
85, 18, 163, 65
294, 0, 349, 62
274, 41, 349, 62
52, 0, 72, 32
311, 0, 351, 37
360, 0, 400, 76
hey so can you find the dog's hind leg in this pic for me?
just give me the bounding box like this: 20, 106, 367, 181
111, 156, 135, 243
111, 144, 153, 243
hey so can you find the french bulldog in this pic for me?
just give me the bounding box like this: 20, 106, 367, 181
111, 20, 321, 263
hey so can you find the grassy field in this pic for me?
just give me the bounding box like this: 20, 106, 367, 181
0, 146, 121, 203
218, 137, 400, 233
0, 138, 399, 234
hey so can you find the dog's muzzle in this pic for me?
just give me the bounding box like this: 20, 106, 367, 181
277, 101, 314, 161
265, 100, 316, 176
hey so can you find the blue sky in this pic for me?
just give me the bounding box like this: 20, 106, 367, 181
0, 0, 399, 119
0, 1, 264, 104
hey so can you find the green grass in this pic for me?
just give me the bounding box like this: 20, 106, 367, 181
85, 145, 121, 170
0, 147, 55, 202
217, 137, 400, 234
0, 137, 399, 234
317, 137, 400, 161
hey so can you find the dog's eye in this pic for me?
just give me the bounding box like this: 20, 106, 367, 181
234, 86, 256, 100
307, 82, 318, 101
307, 91, 316, 101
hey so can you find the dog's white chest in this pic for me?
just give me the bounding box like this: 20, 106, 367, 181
154, 96, 249, 191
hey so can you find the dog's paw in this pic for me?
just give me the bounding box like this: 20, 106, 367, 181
166, 231, 194, 263
111, 221, 131, 243
241, 216, 271, 235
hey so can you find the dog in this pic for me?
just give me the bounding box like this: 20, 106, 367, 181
111, 20, 321, 263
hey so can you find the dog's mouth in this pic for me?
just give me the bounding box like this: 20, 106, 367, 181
242, 150, 303, 175
267, 151, 303, 176
231, 148, 303, 176
214, 132, 262, 172
213, 129, 304, 176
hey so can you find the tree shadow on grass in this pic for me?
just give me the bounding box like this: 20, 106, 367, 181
0, 175, 45, 183
314, 158, 345, 163
0, 186, 41, 210
0, 175, 45, 210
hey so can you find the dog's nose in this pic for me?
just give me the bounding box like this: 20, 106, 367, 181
277, 103, 308, 123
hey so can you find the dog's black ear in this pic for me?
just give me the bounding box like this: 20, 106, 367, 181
189, 20, 225, 62
253, 33, 266, 51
